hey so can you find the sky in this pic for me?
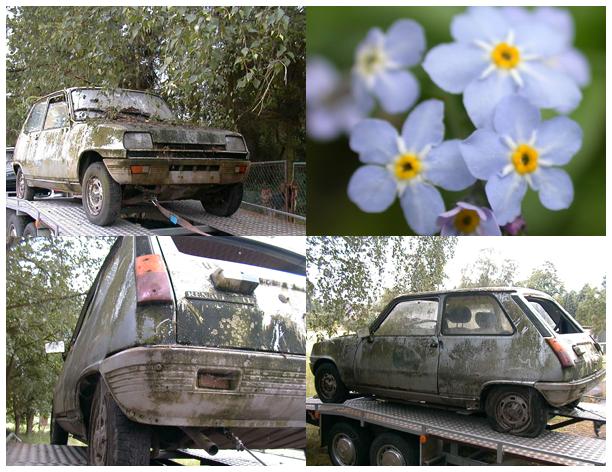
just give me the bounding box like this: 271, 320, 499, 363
443, 237, 607, 291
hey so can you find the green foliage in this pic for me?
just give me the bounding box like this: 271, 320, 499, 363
459, 249, 517, 288
7, 6, 304, 164
6, 238, 114, 431
307, 236, 457, 338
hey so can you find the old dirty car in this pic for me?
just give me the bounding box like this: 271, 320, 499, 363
310, 288, 605, 437
51, 236, 306, 465
13, 88, 250, 225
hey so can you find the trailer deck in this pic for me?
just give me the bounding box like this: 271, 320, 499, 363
6, 195, 305, 236
306, 397, 606, 466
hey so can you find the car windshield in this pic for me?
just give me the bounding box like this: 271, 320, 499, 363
70, 88, 175, 121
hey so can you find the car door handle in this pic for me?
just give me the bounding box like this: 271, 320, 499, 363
429, 338, 439, 348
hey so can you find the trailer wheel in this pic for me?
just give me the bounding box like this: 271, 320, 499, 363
327, 422, 370, 466
485, 386, 547, 437
314, 362, 349, 403
50, 410, 68, 445
369, 432, 419, 466
201, 183, 243, 217
16, 167, 35, 201
88, 380, 151, 465
82, 162, 122, 226
7, 212, 29, 238
23, 222, 39, 237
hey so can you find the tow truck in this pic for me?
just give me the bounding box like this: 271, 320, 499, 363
306, 396, 606, 466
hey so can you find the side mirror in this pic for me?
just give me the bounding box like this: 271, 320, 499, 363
45, 341, 65, 354
357, 327, 371, 339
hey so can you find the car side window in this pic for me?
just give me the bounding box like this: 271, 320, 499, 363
24, 101, 48, 133
43, 98, 69, 129
442, 294, 513, 335
375, 299, 438, 336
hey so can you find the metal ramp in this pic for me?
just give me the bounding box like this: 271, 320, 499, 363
307, 397, 606, 466
6, 444, 87, 466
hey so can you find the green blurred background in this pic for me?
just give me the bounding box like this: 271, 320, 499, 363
307, 7, 605, 235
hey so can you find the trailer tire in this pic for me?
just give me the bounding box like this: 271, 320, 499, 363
314, 362, 349, 404
7, 212, 29, 238
485, 386, 547, 437
50, 410, 69, 445
88, 380, 151, 465
16, 167, 35, 201
201, 183, 243, 217
327, 422, 370, 466
369, 432, 419, 466
82, 162, 122, 226
23, 222, 39, 237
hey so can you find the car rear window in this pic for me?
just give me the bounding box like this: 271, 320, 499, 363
442, 294, 514, 335
24, 101, 47, 133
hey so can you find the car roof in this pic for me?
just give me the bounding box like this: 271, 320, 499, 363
35, 87, 164, 101
397, 287, 552, 298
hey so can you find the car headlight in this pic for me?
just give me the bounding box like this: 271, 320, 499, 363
225, 135, 246, 152
123, 132, 153, 150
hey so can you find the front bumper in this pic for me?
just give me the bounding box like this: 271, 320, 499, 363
98, 345, 305, 428
535, 369, 606, 407
103, 157, 249, 186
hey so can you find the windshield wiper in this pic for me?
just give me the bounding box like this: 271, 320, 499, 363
118, 107, 151, 118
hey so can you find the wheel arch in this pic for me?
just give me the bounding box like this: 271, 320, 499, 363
311, 356, 338, 374
480, 380, 538, 407
78, 150, 105, 184
76, 371, 103, 439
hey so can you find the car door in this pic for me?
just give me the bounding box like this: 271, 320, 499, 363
354, 297, 441, 394
14, 99, 48, 177
437, 293, 515, 399
35, 92, 71, 182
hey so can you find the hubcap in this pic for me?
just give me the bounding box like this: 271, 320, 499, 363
331, 433, 356, 465
497, 393, 529, 430
319, 372, 337, 399
9, 225, 17, 238
377, 445, 406, 466
86, 176, 104, 215
17, 171, 25, 199
92, 399, 107, 465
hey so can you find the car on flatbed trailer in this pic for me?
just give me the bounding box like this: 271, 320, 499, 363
48, 236, 306, 465
310, 287, 605, 437
12, 87, 250, 225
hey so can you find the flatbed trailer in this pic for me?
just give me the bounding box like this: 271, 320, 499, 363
6, 194, 305, 236
306, 396, 606, 466
5, 442, 306, 466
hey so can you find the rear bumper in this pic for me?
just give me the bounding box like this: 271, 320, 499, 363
98, 345, 305, 428
535, 369, 606, 407
103, 157, 249, 186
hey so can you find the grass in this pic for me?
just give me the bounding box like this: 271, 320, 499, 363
7, 421, 86, 446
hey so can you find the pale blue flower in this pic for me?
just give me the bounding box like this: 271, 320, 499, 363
423, 6, 582, 128
352, 19, 425, 114
307, 56, 366, 141
460, 95, 582, 225
347, 100, 476, 235
437, 202, 502, 236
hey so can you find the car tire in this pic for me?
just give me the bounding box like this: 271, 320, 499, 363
88, 380, 151, 465
23, 222, 39, 237
485, 386, 548, 437
369, 432, 419, 466
314, 362, 349, 404
16, 167, 35, 201
50, 411, 69, 445
201, 183, 243, 217
82, 162, 122, 226
327, 422, 371, 466
6, 212, 29, 238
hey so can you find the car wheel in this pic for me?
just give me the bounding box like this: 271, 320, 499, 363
82, 162, 122, 226
327, 422, 370, 466
369, 432, 419, 466
314, 362, 349, 403
50, 410, 69, 445
201, 183, 243, 217
16, 167, 35, 200
485, 386, 548, 437
23, 222, 39, 237
6, 212, 29, 238
88, 380, 151, 465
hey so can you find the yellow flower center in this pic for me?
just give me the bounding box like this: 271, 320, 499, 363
358, 47, 386, 76
491, 43, 520, 69
394, 154, 422, 180
512, 144, 539, 175
454, 209, 480, 234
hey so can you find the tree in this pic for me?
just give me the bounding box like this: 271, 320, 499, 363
574, 280, 606, 337
458, 249, 517, 288
307, 237, 457, 338
520, 261, 566, 299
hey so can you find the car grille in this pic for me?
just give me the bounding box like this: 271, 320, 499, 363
127, 142, 247, 159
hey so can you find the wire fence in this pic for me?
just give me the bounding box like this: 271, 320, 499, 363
243, 160, 306, 218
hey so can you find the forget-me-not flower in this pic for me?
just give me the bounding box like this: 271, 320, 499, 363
423, 6, 582, 128
437, 202, 502, 236
352, 19, 426, 114
460, 95, 582, 225
307, 56, 366, 141
347, 100, 476, 235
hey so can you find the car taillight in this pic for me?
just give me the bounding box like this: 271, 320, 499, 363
135, 254, 173, 304
546, 338, 575, 368
197, 370, 238, 390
